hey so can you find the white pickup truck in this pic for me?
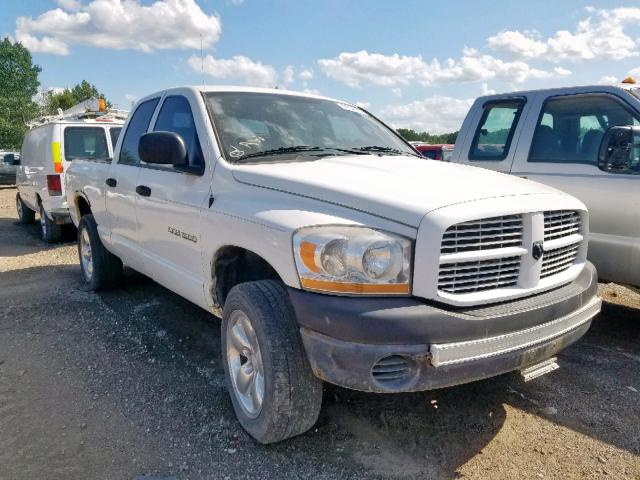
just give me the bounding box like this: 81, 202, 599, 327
65, 86, 601, 444
450, 83, 640, 286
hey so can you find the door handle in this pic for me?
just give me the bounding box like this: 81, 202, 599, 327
105, 177, 117, 187
136, 185, 151, 197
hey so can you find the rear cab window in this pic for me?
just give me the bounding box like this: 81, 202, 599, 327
63, 127, 109, 162
109, 127, 122, 150
469, 99, 525, 161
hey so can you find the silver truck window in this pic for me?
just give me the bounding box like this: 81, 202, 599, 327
529, 94, 640, 165
469, 100, 524, 161
109, 127, 122, 150
152, 95, 204, 167
204, 92, 416, 163
119, 98, 159, 166
63, 127, 109, 161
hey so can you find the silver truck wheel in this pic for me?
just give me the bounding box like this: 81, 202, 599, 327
80, 227, 94, 282
226, 310, 265, 419
221, 280, 323, 444
77, 214, 123, 290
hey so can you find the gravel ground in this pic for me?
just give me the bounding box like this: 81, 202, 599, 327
1, 185, 639, 480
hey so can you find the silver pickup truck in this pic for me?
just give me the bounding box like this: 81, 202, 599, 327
451, 83, 640, 286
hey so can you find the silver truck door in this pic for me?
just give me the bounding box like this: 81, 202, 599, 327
510, 92, 640, 286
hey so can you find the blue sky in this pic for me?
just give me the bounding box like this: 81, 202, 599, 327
2, 0, 640, 132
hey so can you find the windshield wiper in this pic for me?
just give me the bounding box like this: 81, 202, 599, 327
234, 146, 367, 162
356, 146, 415, 156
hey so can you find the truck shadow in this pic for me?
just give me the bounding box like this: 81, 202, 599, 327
0, 216, 76, 257
1, 264, 638, 479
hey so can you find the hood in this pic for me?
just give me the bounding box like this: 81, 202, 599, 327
232, 155, 561, 227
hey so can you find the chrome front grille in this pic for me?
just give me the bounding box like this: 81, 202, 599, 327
544, 210, 581, 241
437, 210, 584, 299
438, 256, 520, 294
541, 242, 581, 278
441, 215, 523, 254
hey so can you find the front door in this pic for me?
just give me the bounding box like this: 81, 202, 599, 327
135, 94, 213, 306
511, 93, 640, 285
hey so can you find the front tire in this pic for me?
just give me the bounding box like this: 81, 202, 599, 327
16, 193, 35, 224
222, 280, 323, 444
39, 204, 62, 243
77, 214, 123, 290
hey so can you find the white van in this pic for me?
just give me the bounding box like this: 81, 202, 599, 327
16, 105, 126, 242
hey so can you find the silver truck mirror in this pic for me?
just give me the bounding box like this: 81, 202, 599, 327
598, 125, 640, 174
139, 131, 188, 166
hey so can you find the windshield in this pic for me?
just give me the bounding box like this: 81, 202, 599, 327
204, 92, 417, 162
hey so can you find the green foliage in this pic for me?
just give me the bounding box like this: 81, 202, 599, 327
42, 80, 110, 115
397, 128, 458, 144
0, 37, 41, 149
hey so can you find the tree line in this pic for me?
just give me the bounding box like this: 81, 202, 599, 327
396, 128, 458, 144
0, 37, 109, 149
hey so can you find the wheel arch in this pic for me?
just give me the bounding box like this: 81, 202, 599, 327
209, 245, 285, 314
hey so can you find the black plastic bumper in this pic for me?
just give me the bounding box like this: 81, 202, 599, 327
288, 262, 599, 393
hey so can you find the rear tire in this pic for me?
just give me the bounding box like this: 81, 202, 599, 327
16, 193, 35, 224
77, 214, 123, 290
221, 280, 323, 444
39, 204, 62, 243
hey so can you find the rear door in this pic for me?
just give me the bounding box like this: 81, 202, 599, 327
454, 97, 530, 173
510, 92, 640, 285
135, 93, 213, 306
106, 97, 160, 272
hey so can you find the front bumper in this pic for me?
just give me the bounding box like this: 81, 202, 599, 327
288, 262, 600, 393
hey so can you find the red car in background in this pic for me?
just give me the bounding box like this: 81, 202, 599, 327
410, 142, 454, 161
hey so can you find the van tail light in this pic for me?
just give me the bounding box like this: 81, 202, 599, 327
47, 175, 62, 196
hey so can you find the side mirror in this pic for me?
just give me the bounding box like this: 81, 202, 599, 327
139, 131, 188, 167
598, 125, 640, 174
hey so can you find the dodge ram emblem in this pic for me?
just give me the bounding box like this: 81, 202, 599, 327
532, 241, 544, 261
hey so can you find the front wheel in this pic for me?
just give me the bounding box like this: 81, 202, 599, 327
77, 214, 123, 290
39, 204, 62, 243
222, 280, 323, 444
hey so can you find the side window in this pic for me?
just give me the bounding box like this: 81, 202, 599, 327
529, 94, 640, 165
470, 100, 525, 160
63, 127, 109, 161
118, 98, 159, 165
152, 96, 204, 167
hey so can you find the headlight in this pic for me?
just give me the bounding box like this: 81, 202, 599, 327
293, 226, 412, 295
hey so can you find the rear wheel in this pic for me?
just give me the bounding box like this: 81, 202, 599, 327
77, 214, 123, 290
39, 204, 62, 243
16, 193, 35, 224
222, 280, 323, 444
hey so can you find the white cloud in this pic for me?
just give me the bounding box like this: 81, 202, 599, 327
629, 67, 640, 77
597, 75, 618, 84
391, 88, 402, 97
481, 83, 495, 95
16, 0, 221, 55
282, 65, 295, 85
189, 54, 277, 87
379, 96, 474, 134
298, 68, 314, 81
56, 0, 82, 11
318, 48, 563, 88
488, 7, 640, 62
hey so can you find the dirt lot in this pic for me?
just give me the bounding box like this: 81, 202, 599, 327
1, 185, 639, 480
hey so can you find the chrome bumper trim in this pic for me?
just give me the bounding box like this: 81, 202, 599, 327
430, 296, 601, 367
